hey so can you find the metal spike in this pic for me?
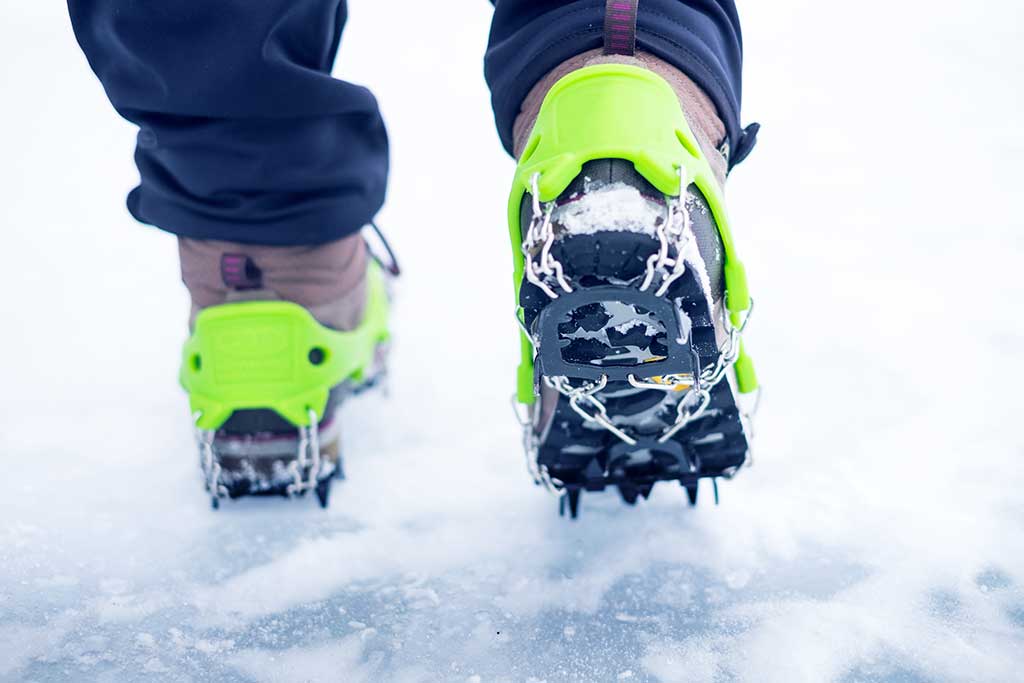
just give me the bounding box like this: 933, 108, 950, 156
618, 485, 639, 505
713, 478, 720, 505
567, 488, 581, 519
639, 483, 654, 500
211, 496, 220, 510
315, 478, 331, 508
559, 495, 566, 517
684, 481, 698, 506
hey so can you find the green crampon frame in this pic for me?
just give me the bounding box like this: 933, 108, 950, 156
180, 262, 390, 431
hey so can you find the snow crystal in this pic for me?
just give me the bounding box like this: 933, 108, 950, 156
552, 182, 665, 236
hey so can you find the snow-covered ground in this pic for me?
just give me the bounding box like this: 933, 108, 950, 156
2, 2, 1023, 681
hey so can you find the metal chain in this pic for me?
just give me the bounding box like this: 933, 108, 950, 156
640, 166, 692, 296
194, 407, 324, 503
521, 173, 572, 299
196, 427, 228, 500
699, 299, 753, 389
658, 386, 712, 443
194, 414, 228, 502
512, 396, 565, 496
286, 407, 322, 497
545, 375, 639, 446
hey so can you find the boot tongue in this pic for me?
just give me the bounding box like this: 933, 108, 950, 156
220, 253, 263, 291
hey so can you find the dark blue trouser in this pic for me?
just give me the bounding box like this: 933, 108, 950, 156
69, 1, 751, 246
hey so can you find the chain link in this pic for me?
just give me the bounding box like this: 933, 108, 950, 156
522, 173, 572, 299
658, 386, 712, 444
699, 299, 753, 388
194, 407, 324, 503
512, 396, 565, 496
640, 167, 692, 297
545, 375, 639, 446
286, 408, 322, 497
196, 424, 228, 501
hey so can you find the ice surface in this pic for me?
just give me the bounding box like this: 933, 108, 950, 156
1, 2, 1023, 682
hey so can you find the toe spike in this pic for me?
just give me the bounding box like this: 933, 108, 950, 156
567, 488, 581, 519
618, 485, 639, 505
315, 478, 332, 508
684, 481, 698, 506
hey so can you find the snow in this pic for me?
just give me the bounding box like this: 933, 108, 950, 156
1, 2, 1023, 682
552, 182, 664, 237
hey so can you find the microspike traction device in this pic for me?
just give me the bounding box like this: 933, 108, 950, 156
180, 262, 391, 508
508, 64, 758, 518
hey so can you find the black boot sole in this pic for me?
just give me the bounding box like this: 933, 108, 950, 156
521, 171, 750, 519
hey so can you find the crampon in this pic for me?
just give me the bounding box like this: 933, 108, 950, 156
509, 65, 759, 519
181, 232, 394, 509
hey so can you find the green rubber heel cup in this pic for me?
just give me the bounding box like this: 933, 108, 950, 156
181, 262, 390, 430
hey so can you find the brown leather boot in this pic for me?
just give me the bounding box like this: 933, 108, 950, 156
179, 231, 393, 508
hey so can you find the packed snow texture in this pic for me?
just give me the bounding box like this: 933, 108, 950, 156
2, 3, 1023, 682
552, 182, 664, 237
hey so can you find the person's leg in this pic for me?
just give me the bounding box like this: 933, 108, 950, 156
486, 0, 757, 171
68, 0, 387, 246
67, 1, 392, 507
490, 1, 759, 516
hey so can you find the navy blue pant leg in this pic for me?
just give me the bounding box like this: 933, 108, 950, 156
68, 0, 387, 246
486, 0, 756, 168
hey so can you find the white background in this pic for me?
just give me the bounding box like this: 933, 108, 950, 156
1, 2, 1022, 681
